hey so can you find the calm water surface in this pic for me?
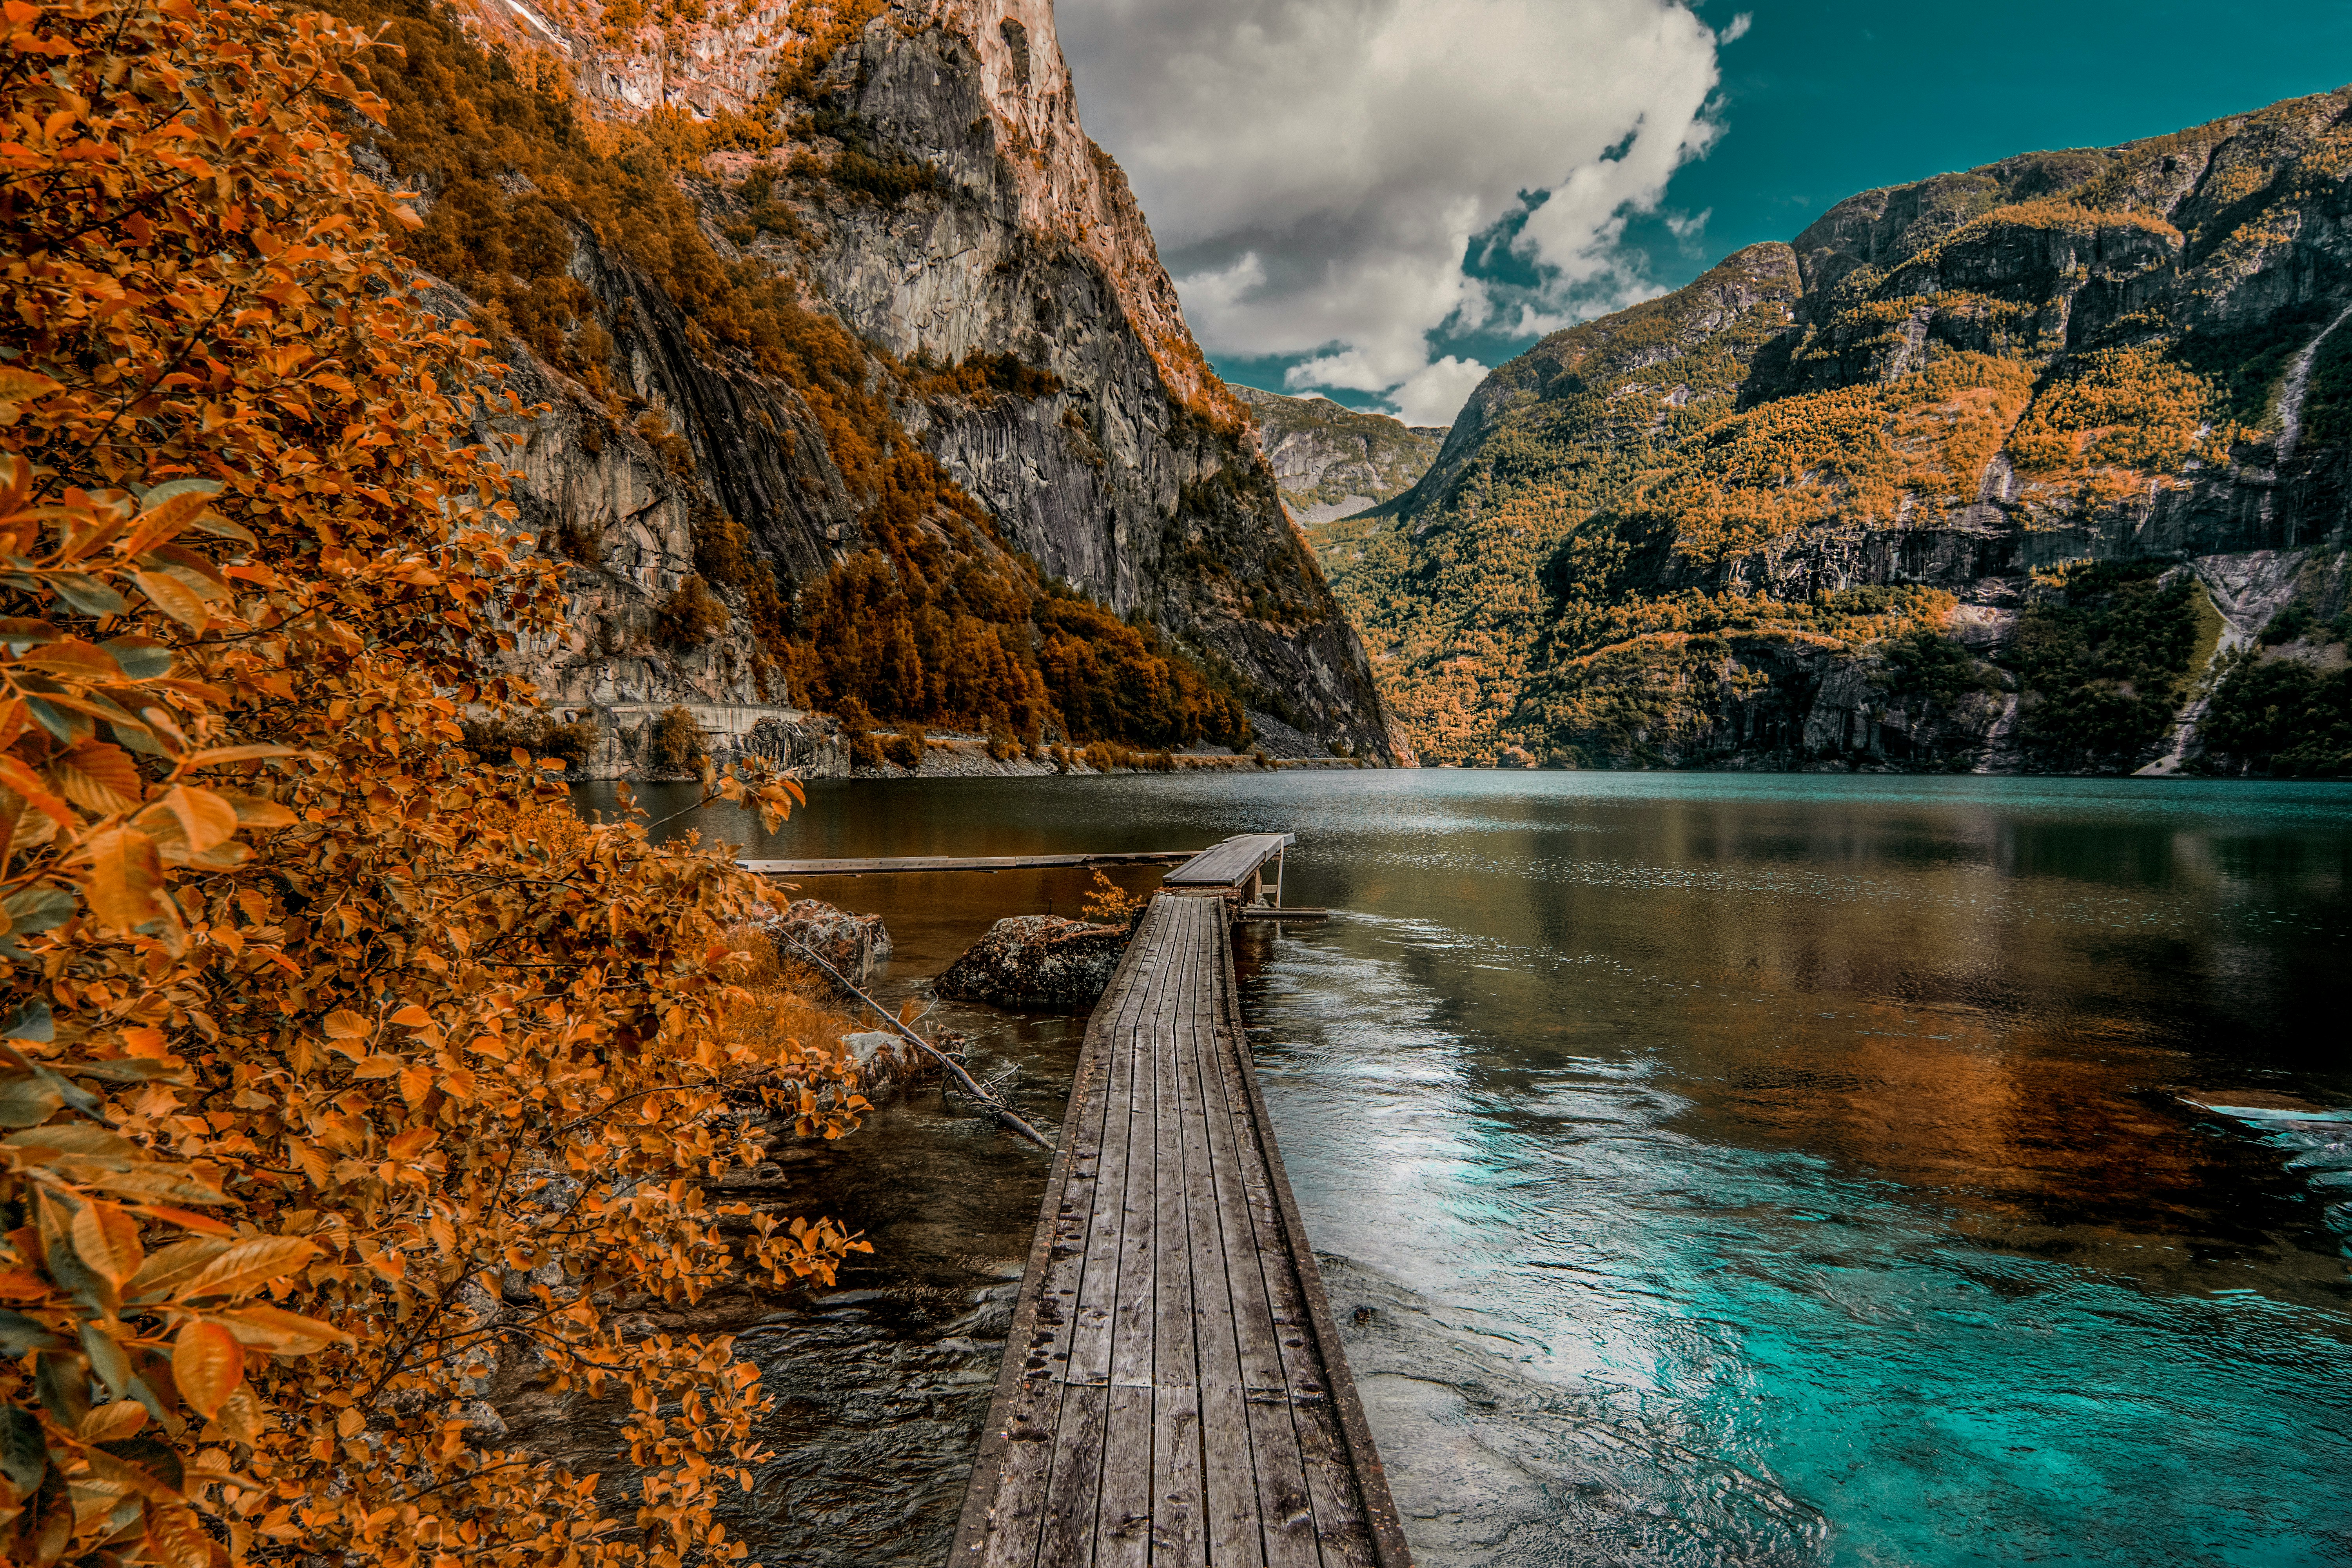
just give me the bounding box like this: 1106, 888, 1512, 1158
583, 771, 2352, 1567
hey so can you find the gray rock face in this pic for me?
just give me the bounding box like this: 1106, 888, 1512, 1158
436, 0, 1399, 771
935, 915, 1126, 1009
1229, 385, 1446, 524
763, 901, 893, 987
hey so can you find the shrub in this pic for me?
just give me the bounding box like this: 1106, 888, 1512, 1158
462, 712, 603, 769
654, 705, 706, 773
0, 6, 869, 1567
1081, 868, 1147, 928
882, 724, 924, 769
655, 573, 731, 647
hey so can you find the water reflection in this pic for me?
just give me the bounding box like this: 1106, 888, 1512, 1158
579, 772, 2352, 1566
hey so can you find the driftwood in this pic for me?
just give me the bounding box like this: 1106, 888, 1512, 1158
769, 932, 1056, 1151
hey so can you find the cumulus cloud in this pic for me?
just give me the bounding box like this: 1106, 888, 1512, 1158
1058, 0, 1726, 425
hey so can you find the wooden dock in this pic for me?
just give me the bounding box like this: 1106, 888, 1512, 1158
740, 850, 1201, 877
953, 890, 1408, 1566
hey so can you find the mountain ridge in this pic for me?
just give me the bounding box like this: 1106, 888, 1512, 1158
1229, 385, 1446, 524
1321, 92, 2352, 775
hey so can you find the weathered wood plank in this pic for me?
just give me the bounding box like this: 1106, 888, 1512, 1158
1149, 899, 1198, 1396
1175, 938, 1273, 1567
1067, 904, 1167, 1385
953, 897, 1171, 1565
1149, 1385, 1205, 1564
1108, 901, 1185, 1390
1096, 1386, 1153, 1568
1034, 1383, 1108, 1568
1160, 833, 1296, 889
740, 850, 1199, 876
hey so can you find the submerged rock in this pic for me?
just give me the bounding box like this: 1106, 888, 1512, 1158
935, 917, 1127, 1010
764, 900, 892, 987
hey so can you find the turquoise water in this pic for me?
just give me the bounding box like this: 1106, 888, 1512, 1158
606, 771, 2352, 1565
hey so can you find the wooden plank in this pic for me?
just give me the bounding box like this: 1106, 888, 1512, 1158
1106, 907, 1174, 1389
1244, 1390, 1322, 1566
1149, 898, 1198, 1398
1173, 914, 1274, 1568
1204, 1017, 1323, 1568
1096, 1386, 1153, 1568
1151, 1385, 1205, 1564
740, 850, 1200, 876
1067, 904, 1168, 1386
1161, 833, 1297, 889
1035, 1383, 1109, 1568
967, 1370, 1059, 1567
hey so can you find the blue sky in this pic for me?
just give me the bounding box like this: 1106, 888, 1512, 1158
1064, 0, 2352, 425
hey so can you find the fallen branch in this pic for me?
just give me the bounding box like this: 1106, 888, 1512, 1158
770, 933, 1056, 1151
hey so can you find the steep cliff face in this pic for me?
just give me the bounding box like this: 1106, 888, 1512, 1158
341, 0, 1399, 772
1228, 386, 1445, 523
1333, 93, 2352, 774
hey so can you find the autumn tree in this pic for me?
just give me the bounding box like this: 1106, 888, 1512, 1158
0, 1, 866, 1565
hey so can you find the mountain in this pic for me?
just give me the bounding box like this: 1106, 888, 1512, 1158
326, 0, 1402, 770
1229, 386, 1447, 523
1327, 93, 2352, 775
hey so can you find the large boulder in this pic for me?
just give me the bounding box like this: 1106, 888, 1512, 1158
935, 916, 1127, 1009
762, 899, 891, 986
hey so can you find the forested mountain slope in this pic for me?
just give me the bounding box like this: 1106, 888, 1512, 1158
332, 0, 1400, 769
1326, 94, 2352, 775
1230, 386, 1446, 523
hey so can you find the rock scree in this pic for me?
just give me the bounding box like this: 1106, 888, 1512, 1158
934, 916, 1129, 1009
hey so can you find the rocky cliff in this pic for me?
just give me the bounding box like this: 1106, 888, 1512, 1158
334, 0, 1401, 773
1329, 93, 2352, 775
1230, 385, 1446, 523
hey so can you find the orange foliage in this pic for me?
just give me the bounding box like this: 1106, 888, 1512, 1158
0, 4, 871, 1567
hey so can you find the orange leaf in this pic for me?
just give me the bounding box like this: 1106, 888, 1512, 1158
15, 638, 125, 681
213, 1302, 349, 1352
388, 1004, 432, 1028
78, 1399, 148, 1443
174, 744, 303, 771
322, 1010, 371, 1041
172, 1320, 244, 1419
0, 756, 74, 827
45, 739, 142, 814
131, 569, 211, 631
72, 826, 171, 936
68, 1200, 143, 1287
158, 784, 237, 854
177, 1236, 317, 1302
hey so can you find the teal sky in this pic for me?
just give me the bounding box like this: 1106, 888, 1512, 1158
1209, 0, 2352, 416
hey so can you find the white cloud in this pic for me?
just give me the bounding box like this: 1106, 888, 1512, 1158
1719, 10, 1752, 44
1059, 0, 1724, 406
1386, 356, 1490, 426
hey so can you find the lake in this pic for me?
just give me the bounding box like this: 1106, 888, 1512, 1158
579, 770, 2352, 1567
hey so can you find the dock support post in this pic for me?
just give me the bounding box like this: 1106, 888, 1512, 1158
1274, 846, 1285, 908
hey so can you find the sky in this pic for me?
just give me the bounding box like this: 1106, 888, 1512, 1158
1057, 0, 2352, 426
